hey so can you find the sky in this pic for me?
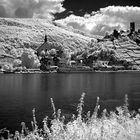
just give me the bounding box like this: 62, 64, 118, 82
57, 0, 140, 18
0, 0, 140, 35
56, 0, 140, 35
0, 0, 65, 19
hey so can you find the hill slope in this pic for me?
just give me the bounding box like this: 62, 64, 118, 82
0, 18, 93, 58
1, 18, 140, 68
102, 38, 140, 65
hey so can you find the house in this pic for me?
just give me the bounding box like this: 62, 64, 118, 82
76, 55, 84, 65
36, 35, 62, 56
36, 43, 53, 57
93, 60, 109, 67
58, 59, 68, 67
69, 60, 76, 66
98, 60, 109, 66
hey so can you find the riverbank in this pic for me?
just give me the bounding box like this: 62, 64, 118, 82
1, 69, 140, 74
0, 64, 140, 74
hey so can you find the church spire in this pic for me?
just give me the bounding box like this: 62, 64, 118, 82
45, 34, 47, 43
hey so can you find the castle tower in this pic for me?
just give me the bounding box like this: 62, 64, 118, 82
130, 22, 135, 33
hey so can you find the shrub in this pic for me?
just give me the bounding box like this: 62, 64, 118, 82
40, 50, 46, 57
21, 48, 40, 69
49, 49, 57, 56
131, 65, 140, 70
10, 48, 18, 58
2, 64, 13, 72
13, 59, 22, 68
0, 37, 5, 42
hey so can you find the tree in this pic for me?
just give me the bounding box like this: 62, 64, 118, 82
56, 49, 63, 58
113, 29, 120, 39
13, 59, 22, 68
53, 56, 60, 66
40, 50, 46, 57
21, 48, 40, 69
71, 52, 77, 60
49, 48, 57, 56
3, 64, 13, 72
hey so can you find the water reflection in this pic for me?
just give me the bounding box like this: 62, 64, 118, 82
0, 72, 140, 130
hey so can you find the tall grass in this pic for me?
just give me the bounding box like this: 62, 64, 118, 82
1, 93, 140, 140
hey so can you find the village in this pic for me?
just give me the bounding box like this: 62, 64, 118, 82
34, 22, 140, 73
0, 22, 140, 73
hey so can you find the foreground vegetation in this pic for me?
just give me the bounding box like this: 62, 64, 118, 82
1, 93, 140, 140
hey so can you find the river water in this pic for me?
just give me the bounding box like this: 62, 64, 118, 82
0, 72, 140, 131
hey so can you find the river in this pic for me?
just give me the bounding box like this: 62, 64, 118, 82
0, 72, 140, 131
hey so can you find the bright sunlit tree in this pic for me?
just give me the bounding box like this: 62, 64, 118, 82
21, 48, 40, 69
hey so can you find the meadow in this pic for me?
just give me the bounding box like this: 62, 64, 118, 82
1, 93, 140, 140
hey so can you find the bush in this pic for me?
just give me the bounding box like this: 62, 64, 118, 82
2, 64, 13, 72
21, 48, 40, 69
0, 37, 5, 42
49, 49, 57, 56
10, 49, 18, 57
13, 59, 22, 68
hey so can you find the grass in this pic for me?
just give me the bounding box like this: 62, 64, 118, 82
1, 93, 140, 140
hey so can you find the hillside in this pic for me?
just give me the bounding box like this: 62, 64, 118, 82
101, 37, 140, 66
0, 18, 93, 63
1, 18, 140, 68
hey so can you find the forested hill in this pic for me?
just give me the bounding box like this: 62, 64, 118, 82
1, 17, 140, 67
0, 18, 93, 58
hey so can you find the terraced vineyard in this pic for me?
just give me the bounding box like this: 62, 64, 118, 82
102, 38, 140, 67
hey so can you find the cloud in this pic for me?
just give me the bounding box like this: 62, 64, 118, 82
56, 6, 140, 35
0, 0, 65, 19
